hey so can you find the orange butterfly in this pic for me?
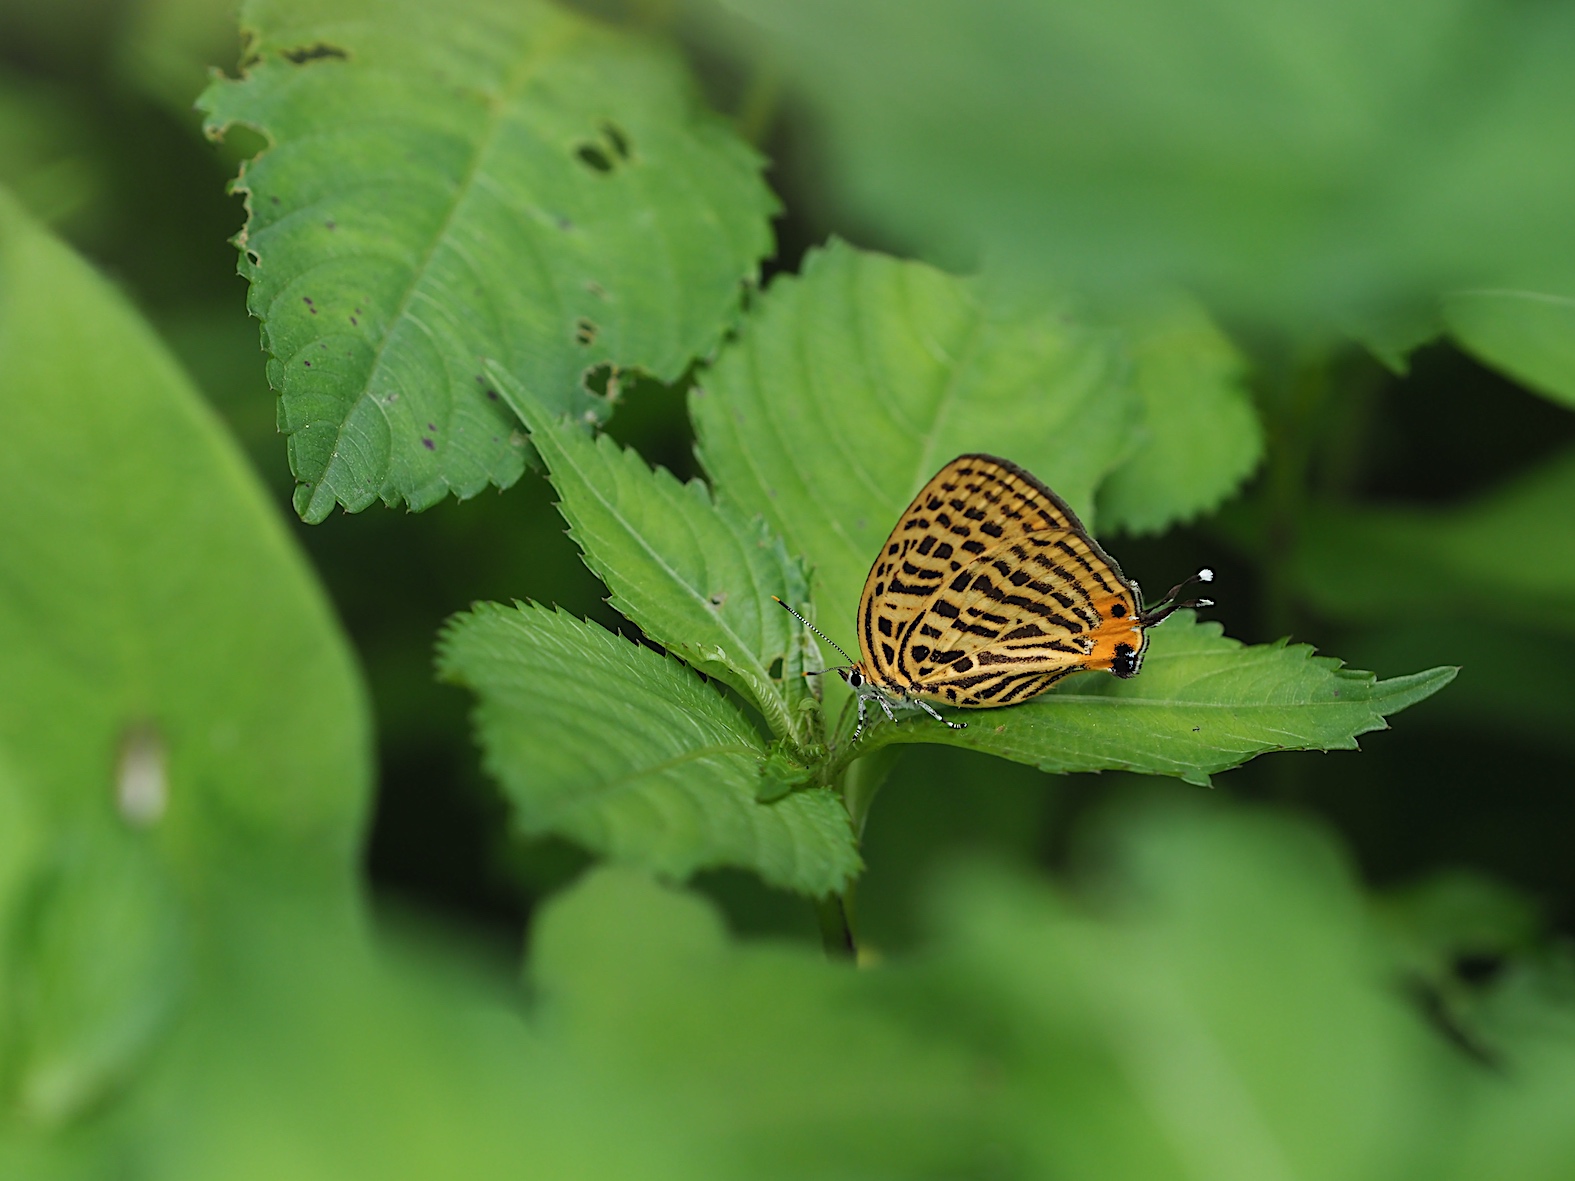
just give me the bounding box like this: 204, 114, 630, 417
777, 454, 1211, 739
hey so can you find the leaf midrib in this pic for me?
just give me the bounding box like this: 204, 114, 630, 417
304, 17, 581, 517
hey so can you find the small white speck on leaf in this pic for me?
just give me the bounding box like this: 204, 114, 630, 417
116, 723, 168, 827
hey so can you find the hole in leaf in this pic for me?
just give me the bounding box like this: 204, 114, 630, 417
575, 144, 613, 173
581, 362, 620, 402
600, 121, 631, 160
768, 656, 783, 679
574, 317, 597, 346
282, 43, 348, 63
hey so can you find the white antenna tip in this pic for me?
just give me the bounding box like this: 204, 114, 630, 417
1196, 598, 1215, 608
1198, 568, 1214, 583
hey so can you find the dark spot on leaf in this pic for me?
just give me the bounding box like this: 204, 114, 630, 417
427, 423, 437, 431
768, 656, 783, 679
485, 389, 498, 400
575, 317, 597, 346
270, 196, 280, 205
422, 438, 435, 451
303, 360, 311, 367
282, 43, 348, 64
349, 316, 358, 326
576, 144, 613, 173
600, 121, 631, 160
325, 219, 336, 230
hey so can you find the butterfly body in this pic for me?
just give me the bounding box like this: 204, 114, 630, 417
776, 454, 1210, 742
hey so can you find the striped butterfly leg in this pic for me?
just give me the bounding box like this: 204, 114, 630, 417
911, 695, 966, 730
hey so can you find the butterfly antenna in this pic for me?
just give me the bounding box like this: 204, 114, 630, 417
1137, 568, 1215, 627
771, 596, 857, 668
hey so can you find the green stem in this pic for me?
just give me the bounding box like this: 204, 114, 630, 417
816, 893, 855, 960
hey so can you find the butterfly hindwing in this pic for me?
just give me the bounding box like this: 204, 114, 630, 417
858, 455, 1087, 681
858, 455, 1145, 709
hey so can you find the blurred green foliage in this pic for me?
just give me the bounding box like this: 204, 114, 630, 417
2, 0, 1574, 1177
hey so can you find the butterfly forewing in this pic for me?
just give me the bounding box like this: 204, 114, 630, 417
858, 455, 1143, 709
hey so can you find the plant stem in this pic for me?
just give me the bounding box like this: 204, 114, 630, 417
816, 893, 856, 960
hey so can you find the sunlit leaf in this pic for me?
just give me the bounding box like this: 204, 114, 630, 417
692, 240, 1138, 660
1096, 295, 1263, 535
199, 0, 776, 521
437, 602, 859, 895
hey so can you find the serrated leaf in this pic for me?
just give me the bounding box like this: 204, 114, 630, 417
1444, 287, 1575, 411
199, 0, 776, 521
863, 612, 1456, 786
1096, 295, 1264, 535
692, 240, 1139, 659
437, 602, 859, 895
501, 369, 820, 746
0, 189, 369, 863
1290, 448, 1575, 637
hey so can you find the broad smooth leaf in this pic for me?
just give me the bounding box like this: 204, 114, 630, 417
528, 866, 987, 1181
1444, 288, 1575, 411
502, 371, 820, 747
437, 602, 859, 895
0, 189, 370, 866
200, 0, 776, 521
710, 0, 1575, 323
861, 613, 1456, 786
1096, 295, 1263, 535
920, 804, 1445, 1181
692, 240, 1138, 660
1290, 448, 1575, 638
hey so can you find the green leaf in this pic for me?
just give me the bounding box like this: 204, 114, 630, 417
921, 805, 1444, 1181
199, 0, 776, 522
2, 822, 186, 1125
864, 613, 1456, 787
1290, 448, 1575, 637
528, 866, 987, 1180
499, 370, 820, 747
692, 240, 1139, 659
1096, 295, 1263, 535
1444, 288, 1575, 411
0, 188, 370, 866
437, 602, 859, 895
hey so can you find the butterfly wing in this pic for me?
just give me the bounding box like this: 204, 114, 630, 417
857, 454, 1118, 687
853, 453, 1190, 714
859, 455, 1079, 679
896, 527, 1144, 706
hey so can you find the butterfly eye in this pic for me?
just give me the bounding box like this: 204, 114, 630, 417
845, 669, 863, 688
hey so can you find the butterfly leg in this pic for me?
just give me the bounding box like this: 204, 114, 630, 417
913, 697, 966, 730
852, 694, 869, 742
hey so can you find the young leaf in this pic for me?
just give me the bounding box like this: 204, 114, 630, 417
199, 0, 777, 522
1444, 288, 1575, 411
1096, 295, 1264, 535
1291, 448, 1575, 637
437, 602, 860, 896
0, 189, 370, 863
862, 613, 1457, 786
501, 371, 819, 747
692, 240, 1139, 657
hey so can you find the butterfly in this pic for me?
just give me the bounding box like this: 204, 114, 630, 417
775, 454, 1212, 740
